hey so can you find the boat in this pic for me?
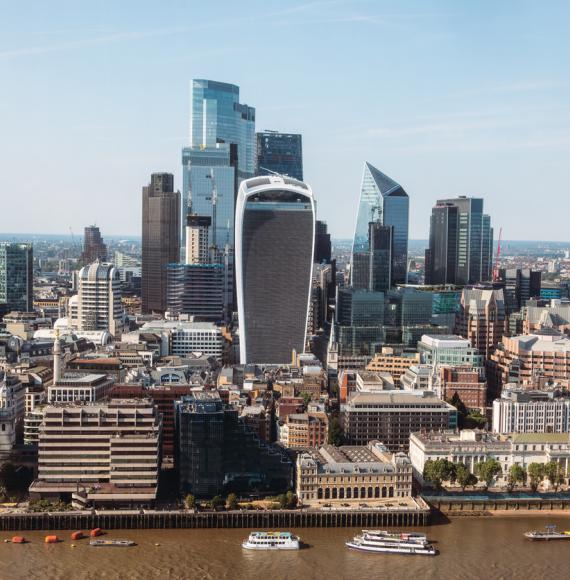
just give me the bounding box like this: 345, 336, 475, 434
524, 525, 570, 541
89, 539, 136, 547
242, 531, 300, 550
346, 530, 437, 556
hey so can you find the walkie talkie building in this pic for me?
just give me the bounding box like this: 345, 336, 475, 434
235, 175, 315, 364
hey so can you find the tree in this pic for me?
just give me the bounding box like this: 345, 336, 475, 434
185, 494, 196, 509
0, 463, 33, 494
227, 493, 238, 510
285, 491, 297, 509
277, 494, 288, 509
474, 459, 502, 490
455, 463, 477, 491
528, 463, 545, 492
211, 495, 224, 509
423, 459, 456, 489
301, 392, 312, 408
507, 464, 526, 492
448, 392, 468, 427
543, 461, 564, 492
328, 417, 344, 446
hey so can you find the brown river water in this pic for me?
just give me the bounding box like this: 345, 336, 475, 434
0, 516, 569, 579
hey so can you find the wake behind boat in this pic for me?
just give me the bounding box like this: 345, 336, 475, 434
242, 531, 300, 550
346, 530, 437, 556
524, 525, 570, 541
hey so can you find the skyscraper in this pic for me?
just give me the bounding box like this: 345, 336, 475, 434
352, 163, 409, 285
351, 222, 393, 293
425, 197, 493, 286
189, 79, 255, 179
0, 242, 33, 316
185, 214, 211, 265
82, 225, 107, 264
142, 173, 180, 313
255, 131, 303, 180
236, 175, 315, 364
314, 220, 332, 264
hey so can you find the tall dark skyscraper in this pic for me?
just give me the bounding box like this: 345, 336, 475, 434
352, 163, 409, 285
236, 175, 315, 364
142, 173, 180, 313
351, 222, 393, 293
255, 131, 303, 180
425, 196, 493, 286
82, 225, 107, 264
314, 220, 332, 264
0, 242, 33, 316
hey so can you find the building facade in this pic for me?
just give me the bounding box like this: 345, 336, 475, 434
278, 412, 329, 449
0, 242, 33, 316
236, 175, 315, 364
256, 130, 303, 180
82, 226, 107, 264
141, 172, 180, 313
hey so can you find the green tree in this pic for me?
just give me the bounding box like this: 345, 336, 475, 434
455, 463, 477, 491
0, 463, 33, 494
328, 416, 344, 446
544, 461, 565, 492
211, 495, 225, 509
285, 490, 297, 509
185, 494, 196, 509
507, 464, 527, 492
464, 411, 487, 430
277, 494, 288, 509
474, 459, 502, 490
301, 392, 312, 407
448, 392, 468, 427
528, 463, 545, 492
423, 459, 456, 489
227, 493, 239, 510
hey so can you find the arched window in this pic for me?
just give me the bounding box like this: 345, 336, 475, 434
382, 486, 387, 498
389, 487, 394, 497
318, 488, 323, 499
360, 487, 366, 499
374, 487, 380, 498
339, 488, 345, 499
325, 488, 330, 499
346, 487, 352, 498
367, 487, 373, 498
332, 488, 338, 499
353, 487, 359, 498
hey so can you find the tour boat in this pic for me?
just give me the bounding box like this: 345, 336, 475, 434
242, 531, 300, 550
89, 539, 136, 547
346, 530, 437, 556
524, 525, 570, 541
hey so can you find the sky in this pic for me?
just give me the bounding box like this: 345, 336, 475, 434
0, 0, 569, 241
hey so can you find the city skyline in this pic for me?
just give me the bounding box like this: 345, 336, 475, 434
1, 1, 570, 241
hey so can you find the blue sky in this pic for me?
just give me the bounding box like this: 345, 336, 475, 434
1, 0, 569, 240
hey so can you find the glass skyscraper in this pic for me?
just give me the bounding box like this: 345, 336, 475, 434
425, 197, 493, 285
0, 242, 33, 316
189, 79, 255, 178
236, 175, 315, 364
255, 131, 303, 180
352, 163, 409, 285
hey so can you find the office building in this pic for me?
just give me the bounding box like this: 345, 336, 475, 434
492, 386, 570, 434
314, 220, 332, 264
487, 332, 570, 393
425, 197, 493, 285
47, 373, 114, 403
523, 300, 570, 335
236, 175, 315, 364
296, 441, 412, 505
185, 214, 211, 265
142, 173, 180, 313
278, 412, 329, 449
82, 225, 107, 264
366, 350, 421, 387
438, 366, 487, 411
175, 392, 292, 497
498, 268, 541, 312
352, 222, 393, 293
418, 334, 484, 370
343, 390, 457, 451
75, 261, 124, 336
455, 288, 506, 358
189, 79, 255, 179
166, 263, 224, 322
256, 130, 303, 180
0, 242, 33, 316
352, 163, 409, 285
29, 399, 161, 507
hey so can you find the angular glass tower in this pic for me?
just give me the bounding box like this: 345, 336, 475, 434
352, 163, 409, 285
189, 79, 255, 178
236, 175, 315, 364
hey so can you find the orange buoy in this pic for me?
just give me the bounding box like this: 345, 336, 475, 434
70, 531, 84, 541
11, 536, 26, 544
44, 535, 59, 544
90, 528, 103, 537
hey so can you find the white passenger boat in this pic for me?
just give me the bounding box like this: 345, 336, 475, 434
524, 524, 570, 541
242, 531, 300, 550
346, 530, 437, 556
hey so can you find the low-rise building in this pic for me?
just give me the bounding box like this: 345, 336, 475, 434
279, 412, 328, 449
29, 399, 162, 507
47, 373, 114, 403
366, 350, 420, 387
343, 390, 457, 451
296, 441, 412, 505
439, 366, 487, 411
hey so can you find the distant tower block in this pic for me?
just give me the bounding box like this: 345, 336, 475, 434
185, 214, 211, 265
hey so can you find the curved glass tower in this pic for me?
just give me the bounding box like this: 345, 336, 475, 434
236, 175, 315, 364
352, 162, 409, 285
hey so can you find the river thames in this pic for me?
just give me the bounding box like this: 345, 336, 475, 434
0, 516, 569, 579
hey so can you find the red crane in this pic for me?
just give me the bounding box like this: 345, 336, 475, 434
493, 227, 503, 282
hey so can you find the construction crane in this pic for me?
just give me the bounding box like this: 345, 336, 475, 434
493, 227, 503, 282
205, 169, 218, 263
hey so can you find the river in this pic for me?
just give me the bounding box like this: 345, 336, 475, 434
0, 516, 569, 579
